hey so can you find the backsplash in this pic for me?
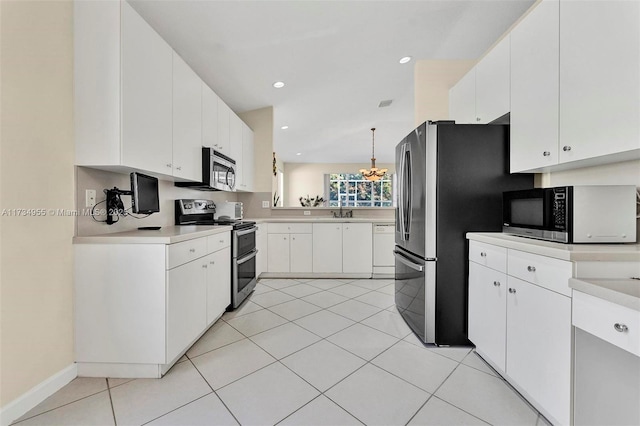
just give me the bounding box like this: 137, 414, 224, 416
75, 167, 238, 236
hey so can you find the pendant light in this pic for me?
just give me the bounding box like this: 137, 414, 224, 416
359, 128, 388, 181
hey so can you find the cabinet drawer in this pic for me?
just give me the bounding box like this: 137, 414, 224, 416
267, 223, 312, 234
573, 291, 640, 357
469, 241, 507, 273
207, 232, 230, 253
508, 250, 572, 297
167, 237, 208, 270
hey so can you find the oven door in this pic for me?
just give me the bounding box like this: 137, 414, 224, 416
232, 249, 257, 308
234, 227, 256, 258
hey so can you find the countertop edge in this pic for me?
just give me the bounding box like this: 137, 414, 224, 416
466, 232, 640, 262
73, 225, 233, 245
569, 278, 640, 311
249, 218, 395, 224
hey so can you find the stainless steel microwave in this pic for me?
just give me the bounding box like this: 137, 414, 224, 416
175, 148, 236, 191
502, 185, 637, 243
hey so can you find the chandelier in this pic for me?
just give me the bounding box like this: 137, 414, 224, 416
359, 128, 388, 181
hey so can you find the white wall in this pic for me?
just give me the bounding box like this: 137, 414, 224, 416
0, 0, 75, 408
283, 162, 395, 207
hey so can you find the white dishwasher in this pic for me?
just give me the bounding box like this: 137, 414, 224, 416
373, 224, 395, 277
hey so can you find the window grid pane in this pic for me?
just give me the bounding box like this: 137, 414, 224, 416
328, 173, 392, 207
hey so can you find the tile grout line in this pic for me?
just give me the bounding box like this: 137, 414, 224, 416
106, 378, 118, 426
11, 387, 112, 424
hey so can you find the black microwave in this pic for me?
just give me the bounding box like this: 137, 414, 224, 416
503, 186, 637, 244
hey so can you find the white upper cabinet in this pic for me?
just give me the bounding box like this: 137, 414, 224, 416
559, 0, 640, 164
241, 122, 255, 192
216, 100, 231, 154
172, 53, 202, 181
230, 112, 243, 189
120, 2, 174, 175
510, 0, 559, 173
475, 35, 510, 124
201, 83, 219, 149
449, 70, 476, 124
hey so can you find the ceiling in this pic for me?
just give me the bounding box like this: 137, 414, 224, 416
129, 0, 535, 164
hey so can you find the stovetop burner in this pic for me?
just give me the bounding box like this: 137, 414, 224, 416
175, 199, 255, 230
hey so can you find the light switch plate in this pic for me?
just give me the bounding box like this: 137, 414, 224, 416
85, 189, 96, 208
262, 201, 270, 208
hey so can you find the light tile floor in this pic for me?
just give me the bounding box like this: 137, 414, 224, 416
13, 279, 551, 426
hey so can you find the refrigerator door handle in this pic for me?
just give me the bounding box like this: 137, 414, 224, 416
393, 250, 424, 272
402, 144, 412, 240
397, 143, 405, 238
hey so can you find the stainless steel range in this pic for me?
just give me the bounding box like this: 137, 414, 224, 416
175, 199, 257, 309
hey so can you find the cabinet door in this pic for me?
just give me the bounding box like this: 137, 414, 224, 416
449, 69, 476, 124
241, 123, 255, 192
172, 53, 202, 181
343, 223, 372, 274
468, 262, 507, 372
559, 0, 640, 163
230, 113, 243, 189
267, 234, 290, 272
506, 276, 571, 426
312, 224, 343, 273
206, 248, 231, 325
121, 2, 173, 175
216, 100, 230, 154
290, 233, 313, 273
167, 261, 207, 362
510, 0, 559, 173
202, 83, 219, 149
475, 35, 510, 124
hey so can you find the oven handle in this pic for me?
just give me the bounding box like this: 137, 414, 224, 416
237, 249, 258, 265
235, 226, 257, 237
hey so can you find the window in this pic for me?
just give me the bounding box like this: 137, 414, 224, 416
325, 173, 394, 207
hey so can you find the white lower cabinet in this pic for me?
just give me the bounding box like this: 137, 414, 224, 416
312, 223, 372, 274
468, 261, 507, 373
468, 241, 571, 425
75, 231, 231, 378
312, 223, 343, 273
167, 261, 207, 362
205, 247, 231, 325
267, 223, 313, 273
506, 276, 571, 426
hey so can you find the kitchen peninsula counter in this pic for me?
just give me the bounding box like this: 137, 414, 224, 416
73, 225, 232, 245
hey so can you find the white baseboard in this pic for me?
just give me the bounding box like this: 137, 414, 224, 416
0, 363, 77, 426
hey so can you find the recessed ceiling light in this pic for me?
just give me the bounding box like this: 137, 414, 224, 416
296, 152, 302, 156
399, 56, 412, 64
273, 81, 285, 88
281, 125, 289, 130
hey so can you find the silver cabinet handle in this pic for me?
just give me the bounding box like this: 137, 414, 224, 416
480, 252, 487, 257
508, 288, 516, 294
189, 248, 196, 253
176, 166, 182, 171
527, 266, 536, 272
493, 281, 500, 287
210, 261, 215, 265
166, 163, 172, 168
614, 323, 628, 333
476, 117, 481, 122
202, 264, 208, 269
219, 240, 224, 243
543, 151, 551, 156
563, 146, 572, 152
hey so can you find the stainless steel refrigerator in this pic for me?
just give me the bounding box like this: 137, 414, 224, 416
394, 121, 533, 346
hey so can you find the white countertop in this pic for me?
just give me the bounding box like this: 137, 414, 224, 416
570, 277, 640, 311
250, 218, 394, 224
466, 232, 640, 262
73, 225, 232, 245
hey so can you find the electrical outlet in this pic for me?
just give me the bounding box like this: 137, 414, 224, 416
262, 201, 270, 208
85, 189, 96, 208
304, 210, 311, 216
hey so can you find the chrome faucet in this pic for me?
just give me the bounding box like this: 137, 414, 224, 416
331, 206, 353, 218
